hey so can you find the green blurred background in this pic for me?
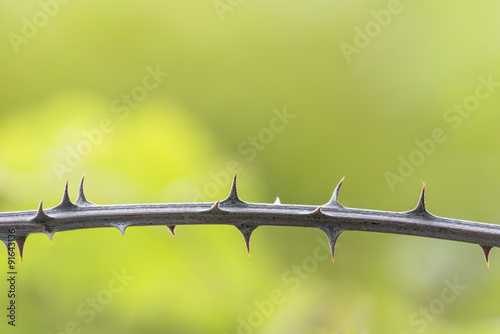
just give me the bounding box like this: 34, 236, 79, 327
1, 0, 500, 333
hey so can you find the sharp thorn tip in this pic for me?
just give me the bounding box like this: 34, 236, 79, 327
55, 180, 77, 210
480, 245, 493, 268
325, 177, 345, 208
76, 174, 93, 206
309, 206, 325, 217
35, 200, 51, 221
167, 225, 176, 235
319, 226, 342, 264
410, 182, 428, 215
235, 224, 257, 257
206, 200, 224, 213
15, 236, 27, 263
220, 172, 246, 206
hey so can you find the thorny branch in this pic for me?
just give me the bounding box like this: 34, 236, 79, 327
0, 174, 498, 265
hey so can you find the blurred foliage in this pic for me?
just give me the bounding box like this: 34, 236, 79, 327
1, 0, 500, 333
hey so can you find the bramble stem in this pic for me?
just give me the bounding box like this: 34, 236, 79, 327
1, 175, 498, 264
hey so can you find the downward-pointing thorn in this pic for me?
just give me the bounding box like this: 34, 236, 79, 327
114, 224, 128, 237
480, 245, 493, 268
15, 236, 27, 262
75, 174, 94, 206
45, 232, 54, 242
220, 172, 246, 207
235, 224, 257, 256
325, 177, 345, 208
319, 225, 342, 263
167, 225, 176, 235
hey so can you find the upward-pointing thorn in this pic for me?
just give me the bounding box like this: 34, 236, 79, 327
274, 197, 281, 205
410, 182, 429, 216
75, 175, 94, 206
235, 224, 257, 256
220, 172, 246, 207
113, 224, 128, 237
35, 200, 51, 221
62, 180, 72, 203
54, 180, 77, 210
480, 245, 493, 268
33, 201, 59, 241
309, 206, 326, 218
206, 200, 225, 214
325, 177, 345, 208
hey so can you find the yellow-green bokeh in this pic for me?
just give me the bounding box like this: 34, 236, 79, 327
1, 0, 500, 333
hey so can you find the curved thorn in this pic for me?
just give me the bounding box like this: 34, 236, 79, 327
113, 224, 128, 237
15, 236, 27, 262
309, 206, 326, 218
220, 172, 246, 207
409, 182, 429, 215
35, 200, 51, 221
44, 231, 54, 242
480, 245, 493, 268
34, 202, 55, 240
75, 175, 94, 206
206, 201, 225, 214
274, 197, 281, 205
54, 180, 77, 210
235, 224, 257, 256
319, 225, 342, 263
325, 177, 345, 208
167, 225, 176, 236
61, 180, 72, 205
